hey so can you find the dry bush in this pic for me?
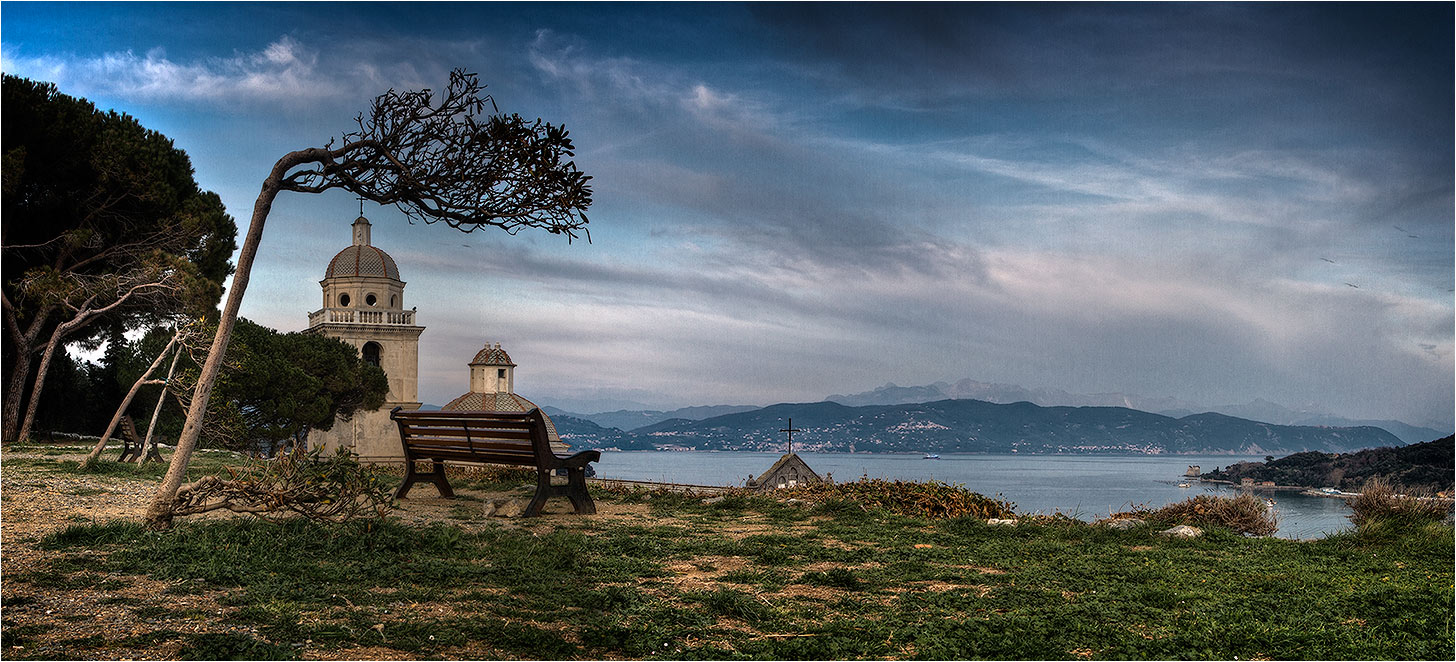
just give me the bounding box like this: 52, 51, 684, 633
172, 446, 393, 522
1139, 493, 1279, 536
1346, 477, 1453, 527
776, 478, 1016, 520
447, 463, 537, 486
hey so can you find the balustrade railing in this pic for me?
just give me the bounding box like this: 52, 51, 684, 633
307, 307, 417, 327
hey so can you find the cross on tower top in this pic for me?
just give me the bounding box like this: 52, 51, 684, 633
779, 418, 802, 454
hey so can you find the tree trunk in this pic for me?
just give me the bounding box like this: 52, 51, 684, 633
145, 158, 295, 528
3, 346, 34, 443
3, 307, 49, 443
84, 331, 180, 465
16, 318, 74, 444
16, 280, 171, 444
136, 344, 184, 464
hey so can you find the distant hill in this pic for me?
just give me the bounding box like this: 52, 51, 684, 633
606, 399, 1402, 455
826, 380, 1447, 444
1202, 436, 1454, 492
1289, 417, 1444, 447
548, 413, 652, 451
542, 404, 758, 431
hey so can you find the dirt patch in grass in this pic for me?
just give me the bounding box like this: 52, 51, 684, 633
307, 645, 421, 660
949, 563, 1006, 575
772, 584, 847, 601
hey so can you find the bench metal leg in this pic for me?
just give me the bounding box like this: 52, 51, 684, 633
395, 459, 455, 499
524, 470, 553, 517
567, 467, 596, 514
522, 468, 596, 516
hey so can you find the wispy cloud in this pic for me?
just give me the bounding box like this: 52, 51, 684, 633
2, 36, 354, 104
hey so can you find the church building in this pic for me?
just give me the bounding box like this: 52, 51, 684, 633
306, 215, 425, 462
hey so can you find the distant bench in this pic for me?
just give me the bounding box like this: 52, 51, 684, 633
390, 407, 601, 516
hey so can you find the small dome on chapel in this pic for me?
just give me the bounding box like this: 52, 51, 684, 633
471, 343, 516, 366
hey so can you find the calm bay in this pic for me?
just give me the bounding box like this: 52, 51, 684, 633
596, 451, 1356, 540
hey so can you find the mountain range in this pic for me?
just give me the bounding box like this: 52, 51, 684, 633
824, 380, 1447, 444
541, 378, 1446, 448
547, 398, 1409, 456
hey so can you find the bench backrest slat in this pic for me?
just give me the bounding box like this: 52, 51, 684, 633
391, 407, 555, 467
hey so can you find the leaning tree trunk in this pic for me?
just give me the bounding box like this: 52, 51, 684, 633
145, 157, 297, 528
136, 344, 185, 464
16, 317, 78, 444
2, 346, 34, 443
84, 331, 180, 465
3, 308, 50, 443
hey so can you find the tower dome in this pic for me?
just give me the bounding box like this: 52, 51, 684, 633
324, 217, 401, 280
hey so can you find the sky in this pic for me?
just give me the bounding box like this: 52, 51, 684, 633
3, 2, 1452, 428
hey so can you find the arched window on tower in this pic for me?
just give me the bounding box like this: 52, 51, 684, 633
362, 342, 381, 367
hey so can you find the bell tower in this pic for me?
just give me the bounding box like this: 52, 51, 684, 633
306, 214, 425, 461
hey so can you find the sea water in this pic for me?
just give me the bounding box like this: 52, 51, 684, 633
596, 451, 1356, 540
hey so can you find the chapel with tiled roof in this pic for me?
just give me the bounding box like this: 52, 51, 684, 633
442, 342, 567, 453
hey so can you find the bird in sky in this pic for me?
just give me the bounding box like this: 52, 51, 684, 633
1320, 257, 1336, 263
1345, 282, 1360, 289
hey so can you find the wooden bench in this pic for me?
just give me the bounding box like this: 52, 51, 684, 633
390, 407, 600, 516
116, 415, 144, 463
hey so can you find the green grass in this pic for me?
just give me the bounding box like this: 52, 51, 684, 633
10, 489, 1454, 660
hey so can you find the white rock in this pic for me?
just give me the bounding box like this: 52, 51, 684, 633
1104, 518, 1145, 530
1158, 525, 1203, 538
987, 518, 1018, 526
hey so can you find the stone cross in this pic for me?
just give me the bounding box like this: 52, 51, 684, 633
780, 418, 802, 454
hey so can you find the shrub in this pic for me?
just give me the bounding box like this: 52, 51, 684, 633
773, 478, 1016, 520
1346, 478, 1453, 527
1139, 493, 1278, 536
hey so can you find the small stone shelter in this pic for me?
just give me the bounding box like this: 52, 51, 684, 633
745, 453, 828, 491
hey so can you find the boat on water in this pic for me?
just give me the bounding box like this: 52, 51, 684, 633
1177, 482, 1191, 488
923, 454, 941, 460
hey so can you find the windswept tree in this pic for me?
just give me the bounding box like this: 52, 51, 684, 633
2, 75, 237, 443
146, 70, 593, 528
